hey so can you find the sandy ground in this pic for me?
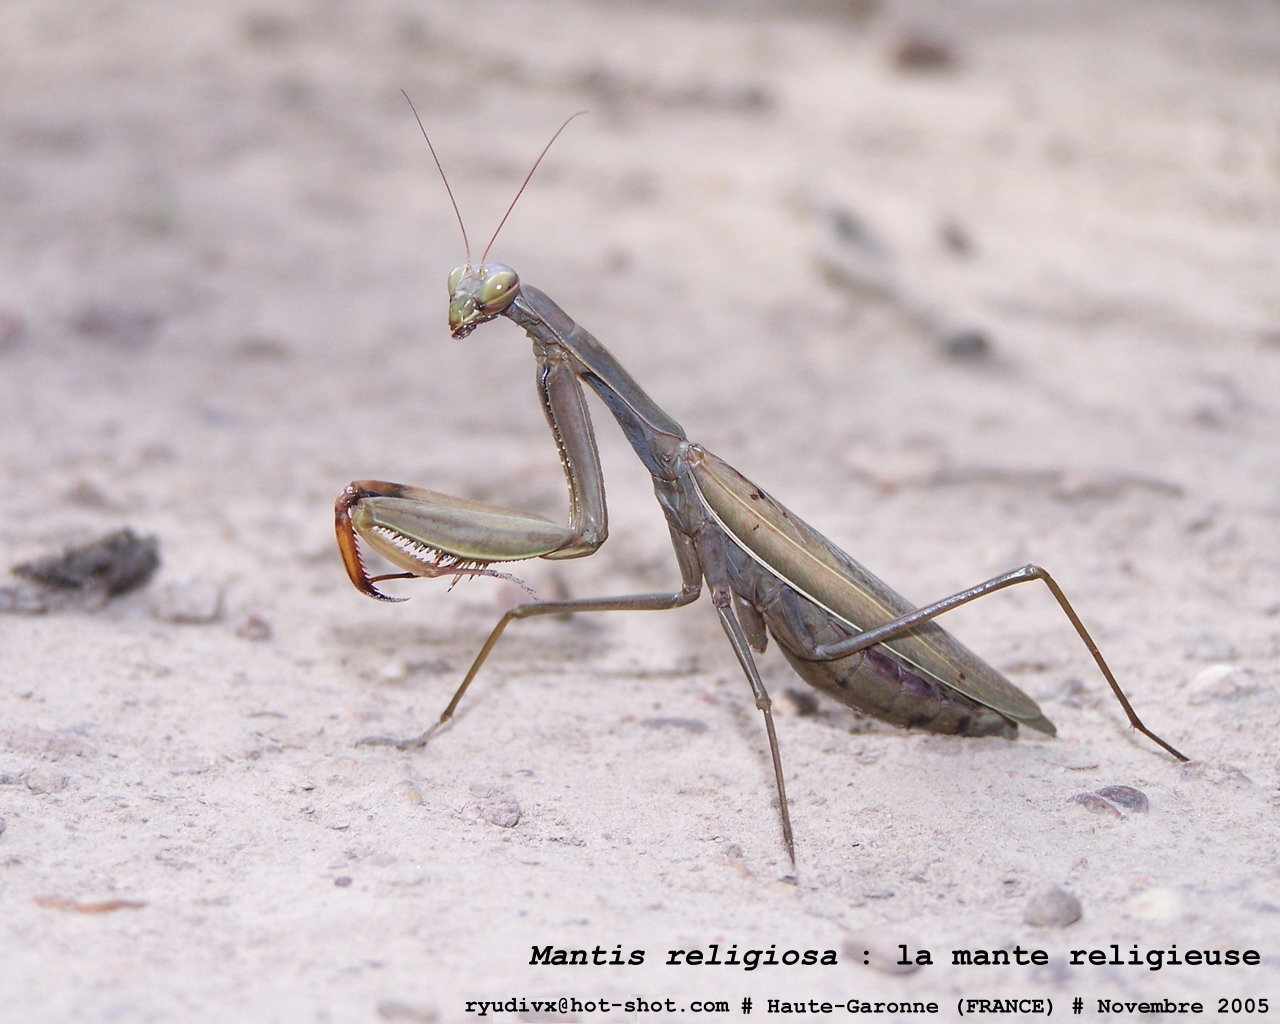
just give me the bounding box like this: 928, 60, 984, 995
2, 0, 1278, 1020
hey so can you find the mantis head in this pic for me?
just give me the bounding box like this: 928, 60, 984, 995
399, 92, 584, 340
447, 263, 520, 339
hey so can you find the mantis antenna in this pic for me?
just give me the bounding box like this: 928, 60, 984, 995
479, 111, 588, 265
402, 93, 586, 269
402, 90, 472, 269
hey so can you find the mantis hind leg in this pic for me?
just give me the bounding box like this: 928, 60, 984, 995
812, 564, 1189, 762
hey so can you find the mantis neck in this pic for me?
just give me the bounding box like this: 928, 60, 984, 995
507, 285, 687, 477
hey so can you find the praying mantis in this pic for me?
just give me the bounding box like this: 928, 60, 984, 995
335, 104, 1189, 863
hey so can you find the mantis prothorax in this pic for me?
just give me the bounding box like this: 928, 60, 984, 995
336, 102, 1189, 865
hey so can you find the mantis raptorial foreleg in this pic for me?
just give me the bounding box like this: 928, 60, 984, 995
336, 309, 608, 600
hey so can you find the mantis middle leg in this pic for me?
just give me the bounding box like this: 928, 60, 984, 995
358, 526, 704, 749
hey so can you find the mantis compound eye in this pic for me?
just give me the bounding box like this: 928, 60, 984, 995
478, 265, 519, 308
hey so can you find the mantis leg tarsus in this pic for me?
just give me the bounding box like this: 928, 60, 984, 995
760, 707, 795, 870
1029, 566, 1190, 762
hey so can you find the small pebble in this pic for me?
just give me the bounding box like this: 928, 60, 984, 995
1095, 785, 1148, 813
463, 795, 522, 828
638, 716, 708, 734
939, 220, 972, 256
72, 301, 161, 348
150, 578, 223, 624
942, 328, 991, 361
234, 612, 273, 641
64, 480, 121, 511
842, 932, 922, 974
1024, 886, 1082, 928
892, 34, 956, 72
1067, 792, 1122, 818
1127, 886, 1185, 921
1186, 663, 1257, 704
1179, 760, 1252, 788
25, 767, 69, 794
377, 660, 409, 683
14, 528, 159, 597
